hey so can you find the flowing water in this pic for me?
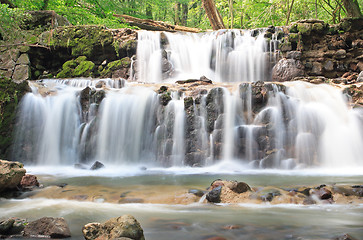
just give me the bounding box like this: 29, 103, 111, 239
4, 29, 363, 239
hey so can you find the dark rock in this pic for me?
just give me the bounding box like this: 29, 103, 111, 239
206, 186, 222, 203
157, 85, 168, 93
23, 217, 71, 238
82, 215, 144, 240
90, 161, 105, 170
226, 181, 251, 193
257, 188, 281, 202
0, 218, 15, 234
272, 58, 304, 82
188, 189, 205, 197
310, 187, 332, 200
19, 174, 40, 190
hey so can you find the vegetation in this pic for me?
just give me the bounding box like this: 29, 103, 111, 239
0, 0, 362, 34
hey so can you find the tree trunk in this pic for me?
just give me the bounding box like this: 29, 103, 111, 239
174, 2, 181, 25
228, 0, 234, 28
146, 2, 152, 19
181, 3, 188, 26
286, 0, 295, 25
341, 0, 363, 18
201, 0, 225, 30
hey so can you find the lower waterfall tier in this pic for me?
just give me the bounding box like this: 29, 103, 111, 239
12, 79, 363, 169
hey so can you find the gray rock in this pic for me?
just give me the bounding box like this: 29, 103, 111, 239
90, 161, 105, 170
311, 62, 323, 75
206, 186, 222, 203
82, 215, 144, 240
272, 58, 304, 82
23, 217, 71, 238
357, 71, 363, 82
323, 60, 334, 71
12, 64, 30, 83
286, 51, 302, 60
336, 49, 347, 59
16, 54, 30, 65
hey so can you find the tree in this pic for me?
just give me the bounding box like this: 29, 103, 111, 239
341, 0, 363, 18
202, 0, 225, 29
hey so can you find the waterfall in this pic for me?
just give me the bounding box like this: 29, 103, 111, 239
12, 79, 363, 169
136, 29, 268, 83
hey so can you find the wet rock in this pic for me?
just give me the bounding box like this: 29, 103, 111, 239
206, 186, 222, 203
159, 92, 172, 106
310, 187, 333, 201
257, 187, 282, 202
23, 217, 71, 238
351, 186, 363, 197
333, 233, 359, 240
206, 88, 224, 132
188, 189, 205, 197
272, 58, 304, 82
19, 174, 40, 190
0, 160, 26, 193
0, 218, 27, 235
225, 181, 251, 194
90, 161, 105, 170
82, 215, 144, 240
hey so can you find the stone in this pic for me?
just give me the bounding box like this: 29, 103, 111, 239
286, 51, 302, 60
90, 161, 105, 170
16, 54, 30, 65
0, 219, 15, 234
225, 181, 251, 194
19, 174, 40, 190
12, 64, 30, 83
24, 11, 70, 30
357, 71, 363, 82
323, 60, 335, 71
311, 62, 323, 75
23, 217, 71, 238
336, 49, 347, 59
0, 160, 26, 193
82, 215, 144, 240
188, 189, 205, 197
206, 186, 222, 203
272, 58, 304, 82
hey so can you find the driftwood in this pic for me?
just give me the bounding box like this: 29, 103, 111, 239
114, 14, 201, 33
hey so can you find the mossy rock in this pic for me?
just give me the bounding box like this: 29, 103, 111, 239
288, 33, 299, 43
289, 23, 298, 33
57, 56, 95, 78
297, 23, 312, 35
45, 26, 114, 58
0, 76, 30, 158
74, 61, 95, 77
100, 58, 131, 78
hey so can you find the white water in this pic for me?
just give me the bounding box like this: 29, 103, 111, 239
12, 79, 363, 170
136, 29, 269, 83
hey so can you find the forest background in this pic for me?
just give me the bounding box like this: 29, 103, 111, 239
1, 0, 362, 34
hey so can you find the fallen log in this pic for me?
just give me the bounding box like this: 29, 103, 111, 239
114, 14, 201, 33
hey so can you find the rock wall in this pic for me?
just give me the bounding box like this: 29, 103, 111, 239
274, 18, 363, 82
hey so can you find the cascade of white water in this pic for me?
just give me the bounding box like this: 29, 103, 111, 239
286, 82, 363, 168
136, 29, 268, 83
96, 87, 158, 164
136, 31, 162, 83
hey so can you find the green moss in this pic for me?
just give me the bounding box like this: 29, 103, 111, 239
288, 33, 299, 43
289, 23, 298, 33
297, 23, 311, 35
46, 26, 114, 58
0, 76, 29, 158
100, 57, 131, 78
73, 61, 95, 77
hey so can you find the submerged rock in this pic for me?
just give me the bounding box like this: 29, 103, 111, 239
23, 217, 71, 238
82, 215, 144, 240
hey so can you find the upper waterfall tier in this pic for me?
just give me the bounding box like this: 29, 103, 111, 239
135, 29, 279, 83
12, 79, 363, 169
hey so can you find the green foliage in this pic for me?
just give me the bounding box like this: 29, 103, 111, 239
57, 56, 95, 78
0, 4, 30, 41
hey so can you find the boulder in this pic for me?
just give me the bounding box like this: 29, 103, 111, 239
90, 161, 105, 170
225, 181, 251, 194
0, 218, 27, 235
12, 64, 30, 83
272, 58, 304, 82
23, 217, 71, 238
206, 186, 222, 203
19, 174, 40, 190
82, 215, 145, 240
0, 160, 26, 193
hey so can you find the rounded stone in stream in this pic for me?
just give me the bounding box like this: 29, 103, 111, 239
23, 217, 71, 238
206, 186, 222, 203
90, 161, 105, 170
226, 181, 251, 194
188, 189, 205, 197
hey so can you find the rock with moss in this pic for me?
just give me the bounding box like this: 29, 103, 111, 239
100, 57, 131, 79
0, 76, 30, 158
0, 159, 26, 193
39, 26, 115, 60
56, 56, 95, 78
